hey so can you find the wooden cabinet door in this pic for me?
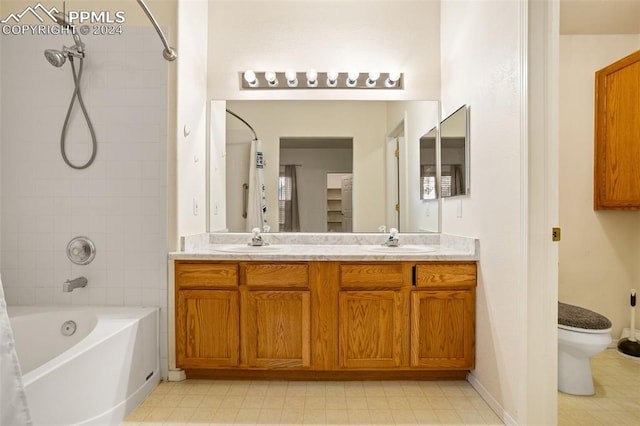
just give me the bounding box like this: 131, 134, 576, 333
594, 49, 640, 209
176, 290, 239, 368
411, 290, 474, 369
338, 291, 403, 368
243, 291, 311, 368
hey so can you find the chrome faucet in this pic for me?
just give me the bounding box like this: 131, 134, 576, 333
249, 227, 268, 246
383, 228, 399, 247
63, 276, 88, 292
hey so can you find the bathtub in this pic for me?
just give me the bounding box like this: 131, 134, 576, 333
7, 306, 160, 426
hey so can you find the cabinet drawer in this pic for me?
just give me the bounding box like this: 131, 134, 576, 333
242, 263, 309, 288
415, 263, 476, 289
175, 262, 238, 289
340, 263, 405, 288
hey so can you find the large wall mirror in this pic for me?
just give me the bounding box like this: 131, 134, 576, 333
209, 100, 440, 234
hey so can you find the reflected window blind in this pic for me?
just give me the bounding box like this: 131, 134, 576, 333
278, 175, 292, 225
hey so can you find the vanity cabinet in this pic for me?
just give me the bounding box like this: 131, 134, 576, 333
175, 261, 311, 370
175, 263, 240, 368
594, 50, 640, 210
411, 263, 476, 369
174, 259, 476, 378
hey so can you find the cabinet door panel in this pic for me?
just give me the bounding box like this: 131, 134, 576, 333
595, 50, 640, 209
244, 291, 311, 368
411, 290, 474, 369
339, 291, 402, 368
176, 290, 239, 368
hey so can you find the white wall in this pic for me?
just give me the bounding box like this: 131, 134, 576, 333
176, 0, 208, 237
559, 35, 640, 339
207, 0, 440, 101
0, 28, 169, 374
441, 1, 527, 423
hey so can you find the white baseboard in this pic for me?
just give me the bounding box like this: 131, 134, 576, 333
467, 372, 517, 426
167, 369, 187, 382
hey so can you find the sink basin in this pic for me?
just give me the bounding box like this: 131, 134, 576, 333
360, 245, 436, 254
214, 245, 282, 253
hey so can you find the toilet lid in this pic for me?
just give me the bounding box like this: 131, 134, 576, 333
558, 302, 612, 330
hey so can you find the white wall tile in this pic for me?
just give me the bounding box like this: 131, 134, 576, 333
1, 27, 168, 374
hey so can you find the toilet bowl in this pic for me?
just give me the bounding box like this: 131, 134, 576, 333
558, 302, 612, 396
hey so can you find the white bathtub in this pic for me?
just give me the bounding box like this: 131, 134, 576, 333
7, 306, 160, 426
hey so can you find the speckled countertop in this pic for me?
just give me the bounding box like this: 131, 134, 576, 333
169, 232, 479, 262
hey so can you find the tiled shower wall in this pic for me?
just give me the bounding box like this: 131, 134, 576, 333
0, 28, 168, 374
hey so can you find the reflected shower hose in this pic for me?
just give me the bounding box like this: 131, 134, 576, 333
60, 56, 97, 169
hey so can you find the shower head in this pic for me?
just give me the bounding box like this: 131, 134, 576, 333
44, 49, 66, 67
52, 11, 71, 27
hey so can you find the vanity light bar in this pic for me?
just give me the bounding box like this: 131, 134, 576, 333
240, 71, 403, 90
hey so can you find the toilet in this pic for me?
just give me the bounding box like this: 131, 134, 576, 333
558, 302, 612, 395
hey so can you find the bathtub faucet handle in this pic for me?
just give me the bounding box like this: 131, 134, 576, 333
63, 276, 88, 292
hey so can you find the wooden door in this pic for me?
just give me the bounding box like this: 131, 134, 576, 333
175, 289, 239, 368
594, 49, 640, 209
410, 290, 475, 369
243, 290, 311, 368
338, 291, 403, 368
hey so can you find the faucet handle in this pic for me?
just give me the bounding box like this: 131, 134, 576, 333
389, 228, 398, 237
252, 227, 261, 237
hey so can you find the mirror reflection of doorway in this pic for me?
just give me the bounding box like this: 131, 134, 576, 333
279, 137, 353, 232
326, 172, 353, 232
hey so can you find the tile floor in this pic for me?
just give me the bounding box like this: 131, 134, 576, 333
558, 348, 640, 426
123, 348, 640, 425
123, 379, 504, 425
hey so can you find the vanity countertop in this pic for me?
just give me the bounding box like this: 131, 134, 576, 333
170, 232, 479, 262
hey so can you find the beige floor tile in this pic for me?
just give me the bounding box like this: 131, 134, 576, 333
369, 408, 395, 424
407, 396, 430, 410
279, 407, 305, 424
347, 409, 371, 424
427, 396, 453, 410
325, 395, 348, 410
143, 407, 175, 422
366, 395, 390, 409
180, 395, 205, 408
257, 408, 283, 424
304, 395, 326, 410
446, 396, 476, 411
167, 407, 195, 422
387, 396, 412, 410
213, 408, 239, 423
325, 409, 349, 424
283, 395, 306, 409
262, 395, 286, 409
218, 395, 246, 409
234, 407, 260, 424
455, 409, 488, 425
412, 408, 440, 424
199, 395, 224, 409
391, 409, 418, 424
243, 395, 266, 409
189, 407, 217, 423
303, 408, 326, 424
345, 395, 369, 410
125, 406, 152, 422
161, 394, 185, 408
434, 409, 463, 425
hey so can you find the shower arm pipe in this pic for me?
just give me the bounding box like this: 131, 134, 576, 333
226, 109, 258, 141
135, 0, 177, 61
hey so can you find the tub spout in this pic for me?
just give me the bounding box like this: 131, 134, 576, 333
63, 276, 88, 292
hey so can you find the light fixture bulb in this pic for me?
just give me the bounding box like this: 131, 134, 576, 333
366, 71, 380, 87
385, 71, 401, 88
326, 70, 338, 87
285, 70, 298, 87
265, 71, 279, 87
243, 70, 258, 87
306, 69, 318, 87
346, 71, 359, 87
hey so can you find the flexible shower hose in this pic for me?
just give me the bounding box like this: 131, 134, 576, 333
60, 57, 97, 169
